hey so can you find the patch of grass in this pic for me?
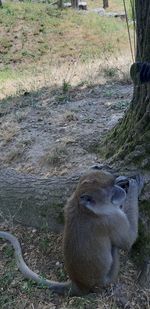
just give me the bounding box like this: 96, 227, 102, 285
62, 80, 71, 94
56, 266, 66, 281
107, 0, 131, 14
89, 0, 131, 12
0, 2, 130, 72
56, 93, 70, 104
0, 1, 133, 100
39, 236, 50, 252
0, 271, 14, 289
112, 100, 130, 110
20, 279, 44, 297
0, 37, 12, 49
0, 67, 28, 83
3, 245, 14, 258
0, 294, 15, 309
0, 120, 18, 144
103, 66, 119, 78
86, 141, 101, 154
15, 110, 28, 123
64, 111, 78, 122
43, 145, 68, 167
103, 89, 114, 98
3, 148, 24, 163
68, 295, 98, 309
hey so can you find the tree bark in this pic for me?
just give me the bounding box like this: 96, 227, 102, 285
0, 168, 81, 232
104, 0, 150, 169
71, 0, 79, 9
58, 0, 63, 9
103, 0, 109, 9
102, 0, 150, 288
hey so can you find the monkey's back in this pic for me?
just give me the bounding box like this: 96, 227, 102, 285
63, 209, 112, 290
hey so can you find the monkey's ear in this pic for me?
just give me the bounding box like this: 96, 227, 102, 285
79, 195, 96, 213
111, 185, 126, 206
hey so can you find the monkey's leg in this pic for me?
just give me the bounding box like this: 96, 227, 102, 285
105, 247, 120, 285
69, 282, 90, 296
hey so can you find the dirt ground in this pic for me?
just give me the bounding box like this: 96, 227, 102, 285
0, 82, 132, 176
0, 223, 149, 309
0, 82, 150, 308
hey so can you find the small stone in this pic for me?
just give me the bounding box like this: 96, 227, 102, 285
32, 229, 37, 233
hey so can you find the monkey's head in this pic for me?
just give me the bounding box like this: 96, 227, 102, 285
74, 171, 126, 215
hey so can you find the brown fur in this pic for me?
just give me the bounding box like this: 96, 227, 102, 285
63, 170, 140, 294
64, 171, 117, 292
75, 170, 115, 195
0, 170, 141, 296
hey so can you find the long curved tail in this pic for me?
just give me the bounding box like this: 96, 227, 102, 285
0, 231, 70, 295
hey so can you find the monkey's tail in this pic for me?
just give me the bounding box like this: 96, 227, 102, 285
0, 231, 70, 295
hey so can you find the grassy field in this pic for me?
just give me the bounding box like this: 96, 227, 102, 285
0, 0, 134, 98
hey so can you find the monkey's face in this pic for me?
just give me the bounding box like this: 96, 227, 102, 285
76, 171, 126, 216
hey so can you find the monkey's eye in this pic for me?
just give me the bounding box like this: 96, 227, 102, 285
80, 195, 95, 206
80, 195, 92, 202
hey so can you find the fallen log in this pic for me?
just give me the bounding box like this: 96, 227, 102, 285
0, 168, 81, 231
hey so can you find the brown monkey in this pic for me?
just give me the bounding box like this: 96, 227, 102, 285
0, 170, 143, 296
63, 171, 143, 295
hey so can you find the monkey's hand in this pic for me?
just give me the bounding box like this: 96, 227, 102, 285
116, 175, 144, 196
115, 176, 129, 193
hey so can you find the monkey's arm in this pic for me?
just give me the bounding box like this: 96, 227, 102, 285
122, 178, 139, 243
110, 177, 142, 250
108, 210, 132, 250
0, 231, 70, 295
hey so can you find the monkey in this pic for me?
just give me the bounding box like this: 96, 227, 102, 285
0, 170, 143, 296
63, 171, 144, 295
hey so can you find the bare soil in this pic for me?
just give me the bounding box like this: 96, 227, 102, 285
0, 82, 149, 308
0, 82, 132, 176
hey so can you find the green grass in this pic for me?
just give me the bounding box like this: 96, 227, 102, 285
0, 68, 24, 81
0, 2, 131, 69
0, 1, 134, 97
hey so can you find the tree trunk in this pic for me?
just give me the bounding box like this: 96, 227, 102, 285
104, 1, 150, 169
58, 0, 63, 9
102, 0, 150, 288
103, 0, 109, 9
71, 0, 79, 9
0, 0, 2, 7
0, 168, 81, 232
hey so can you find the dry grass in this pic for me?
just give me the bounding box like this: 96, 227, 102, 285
0, 222, 149, 309
63, 111, 78, 122
0, 120, 19, 145
2, 148, 25, 164
41, 145, 69, 167
0, 0, 134, 99
86, 0, 131, 11
105, 0, 131, 12
0, 54, 132, 99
